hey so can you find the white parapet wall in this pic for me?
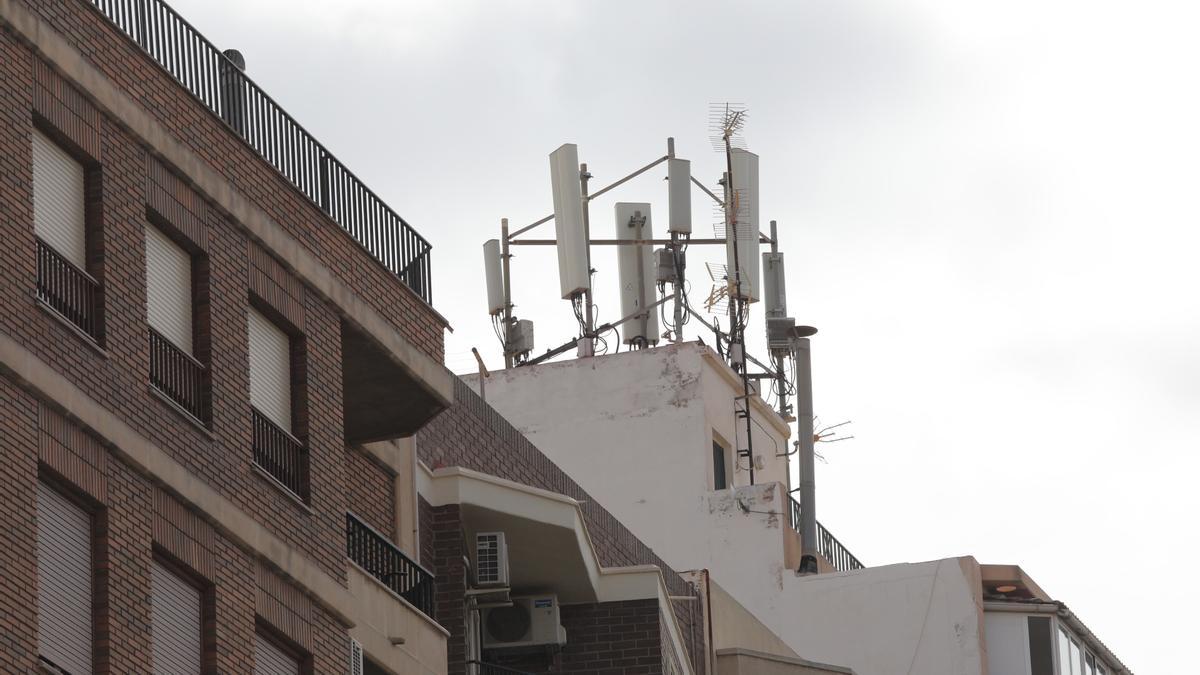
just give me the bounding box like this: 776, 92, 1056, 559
781, 557, 987, 675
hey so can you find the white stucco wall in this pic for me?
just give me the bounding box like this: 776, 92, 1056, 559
468, 343, 791, 573
469, 345, 990, 675
782, 557, 987, 675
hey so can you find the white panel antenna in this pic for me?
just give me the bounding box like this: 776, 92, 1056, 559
667, 158, 692, 234
762, 251, 786, 318
483, 239, 504, 316
615, 203, 660, 346
549, 144, 590, 299
726, 148, 760, 302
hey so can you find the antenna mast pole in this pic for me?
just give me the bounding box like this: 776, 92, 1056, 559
501, 218, 514, 369
580, 163, 595, 355
769, 220, 789, 422
722, 109, 755, 485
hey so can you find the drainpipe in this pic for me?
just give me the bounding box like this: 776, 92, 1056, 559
795, 337, 818, 574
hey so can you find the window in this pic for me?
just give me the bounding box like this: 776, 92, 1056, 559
247, 307, 292, 432
146, 225, 207, 421
248, 306, 306, 497
712, 437, 730, 490
255, 632, 301, 675
1027, 616, 1054, 675
36, 481, 92, 674
1084, 652, 1097, 675
32, 128, 100, 340
32, 129, 86, 268
1058, 627, 1085, 675
145, 226, 193, 354
151, 560, 202, 674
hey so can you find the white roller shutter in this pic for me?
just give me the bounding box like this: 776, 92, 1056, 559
151, 561, 202, 675
247, 308, 292, 431
36, 481, 92, 675
31, 129, 87, 268
255, 633, 300, 675
145, 226, 194, 354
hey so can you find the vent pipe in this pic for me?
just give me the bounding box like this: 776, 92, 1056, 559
219, 49, 247, 136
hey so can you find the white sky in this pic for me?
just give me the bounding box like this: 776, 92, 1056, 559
175, 1, 1199, 671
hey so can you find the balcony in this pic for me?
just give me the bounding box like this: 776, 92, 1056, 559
36, 237, 100, 341
788, 496, 865, 573
346, 512, 435, 620
251, 407, 306, 499
149, 328, 206, 422
89, 0, 433, 303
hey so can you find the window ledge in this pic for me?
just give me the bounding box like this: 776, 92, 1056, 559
251, 463, 313, 515
35, 296, 106, 357
147, 385, 214, 441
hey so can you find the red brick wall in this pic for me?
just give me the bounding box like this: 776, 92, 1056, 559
1, 5, 437, 672
345, 447, 396, 538
0, 34, 361, 582
426, 501, 468, 674
0, 387, 352, 673
417, 379, 706, 673
0, 379, 40, 674
488, 600, 666, 675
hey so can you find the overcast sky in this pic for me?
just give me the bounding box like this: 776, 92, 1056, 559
175, 0, 1198, 670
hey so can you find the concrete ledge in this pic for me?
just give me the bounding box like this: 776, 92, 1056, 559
0, 0, 454, 411
348, 565, 448, 675
715, 648, 856, 675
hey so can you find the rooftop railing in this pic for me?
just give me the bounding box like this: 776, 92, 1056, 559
789, 496, 865, 573
89, 0, 433, 303
346, 512, 435, 620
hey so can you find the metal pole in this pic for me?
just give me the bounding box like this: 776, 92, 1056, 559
724, 146, 756, 485
581, 162, 595, 352
668, 137, 685, 344
795, 337, 819, 574
501, 218, 514, 369
471, 347, 490, 402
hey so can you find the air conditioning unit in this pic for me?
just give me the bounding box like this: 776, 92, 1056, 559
476, 532, 510, 587
481, 595, 567, 649
348, 637, 364, 675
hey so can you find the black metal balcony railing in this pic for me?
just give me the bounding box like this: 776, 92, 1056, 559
89, 0, 433, 303
468, 662, 533, 675
149, 328, 206, 422
346, 512, 435, 619
789, 496, 865, 573
251, 407, 305, 498
36, 237, 100, 341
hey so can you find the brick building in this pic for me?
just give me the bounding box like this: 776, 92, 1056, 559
0, 0, 452, 672
0, 1, 719, 674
